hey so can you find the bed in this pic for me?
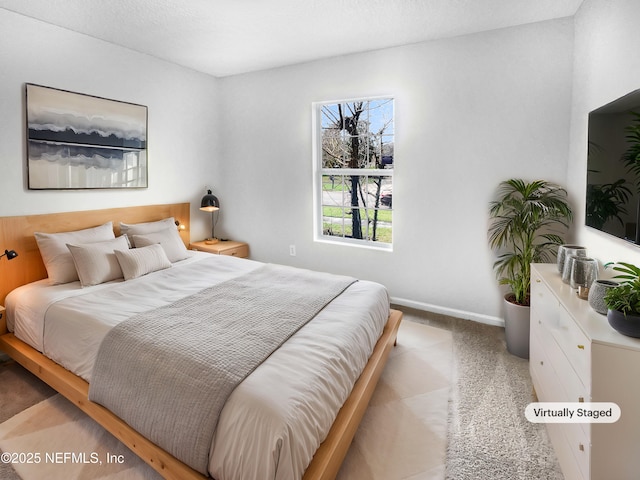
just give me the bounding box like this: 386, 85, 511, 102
0, 203, 402, 480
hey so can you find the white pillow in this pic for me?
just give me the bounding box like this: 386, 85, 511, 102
35, 222, 115, 284
120, 218, 176, 247
114, 244, 172, 280
132, 227, 189, 263
67, 235, 129, 287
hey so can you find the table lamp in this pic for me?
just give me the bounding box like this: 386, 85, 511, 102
200, 189, 220, 244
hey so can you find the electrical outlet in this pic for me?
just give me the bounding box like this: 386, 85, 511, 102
289, 245, 296, 256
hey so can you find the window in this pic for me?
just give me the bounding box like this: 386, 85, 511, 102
313, 97, 394, 249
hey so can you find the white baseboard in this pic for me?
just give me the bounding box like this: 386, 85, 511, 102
390, 297, 505, 327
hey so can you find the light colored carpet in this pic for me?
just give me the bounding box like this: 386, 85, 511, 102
0, 320, 453, 480
442, 316, 563, 480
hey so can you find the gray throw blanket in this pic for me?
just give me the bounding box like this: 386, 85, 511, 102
88, 263, 357, 474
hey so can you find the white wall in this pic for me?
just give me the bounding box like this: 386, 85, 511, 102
0, 8, 579, 325
217, 19, 575, 324
569, 0, 640, 272
0, 9, 220, 241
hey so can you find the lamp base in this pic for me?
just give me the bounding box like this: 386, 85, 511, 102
205, 238, 219, 245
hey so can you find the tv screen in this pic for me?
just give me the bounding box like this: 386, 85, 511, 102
586, 89, 640, 244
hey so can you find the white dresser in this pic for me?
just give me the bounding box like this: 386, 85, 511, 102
530, 263, 640, 480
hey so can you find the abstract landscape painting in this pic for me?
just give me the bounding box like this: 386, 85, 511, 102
26, 84, 148, 189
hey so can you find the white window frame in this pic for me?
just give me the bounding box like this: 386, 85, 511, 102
312, 96, 394, 251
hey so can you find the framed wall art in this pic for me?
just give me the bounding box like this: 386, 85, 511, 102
26, 84, 148, 190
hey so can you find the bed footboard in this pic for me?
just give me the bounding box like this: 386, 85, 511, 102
0, 309, 402, 480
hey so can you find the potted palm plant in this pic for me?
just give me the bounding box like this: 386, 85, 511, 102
488, 179, 573, 358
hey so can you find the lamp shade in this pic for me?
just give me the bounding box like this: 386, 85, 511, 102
1, 249, 17, 260
200, 190, 220, 212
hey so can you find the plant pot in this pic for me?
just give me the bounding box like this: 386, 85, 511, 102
588, 280, 619, 315
607, 309, 640, 338
504, 294, 530, 359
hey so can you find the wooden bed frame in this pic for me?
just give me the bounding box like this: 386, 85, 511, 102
0, 203, 402, 480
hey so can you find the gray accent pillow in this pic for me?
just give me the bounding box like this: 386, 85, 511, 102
120, 218, 175, 247
35, 222, 115, 284
115, 244, 172, 280
67, 235, 129, 287
131, 227, 189, 263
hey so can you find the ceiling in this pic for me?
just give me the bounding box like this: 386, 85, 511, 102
0, 0, 584, 78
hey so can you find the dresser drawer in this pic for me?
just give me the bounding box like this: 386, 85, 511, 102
544, 331, 589, 403
530, 327, 564, 402
531, 308, 555, 352
547, 422, 588, 480
563, 422, 591, 480
549, 305, 590, 388
531, 276, 561, 329
190, 241, 249, 258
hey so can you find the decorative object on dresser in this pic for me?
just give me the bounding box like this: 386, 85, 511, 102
569, 256, 599, 299
602, 262, 640, 337
189, 240, 249, 259
560, 246, 587, 283
0, 250, 17, 261
488, 179, 573, 359
587, 279, 619, 315
530, 263, 640, 480
199, 188, 220, 244
557, 244, 586, 274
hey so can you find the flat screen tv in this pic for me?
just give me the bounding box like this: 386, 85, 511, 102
587, 89, 640, 244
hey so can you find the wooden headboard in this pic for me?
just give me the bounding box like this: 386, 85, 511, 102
0, 203, 190, 305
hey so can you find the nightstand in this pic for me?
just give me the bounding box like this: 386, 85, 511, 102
189, 240, 249, 258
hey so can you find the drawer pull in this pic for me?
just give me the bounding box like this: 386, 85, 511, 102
577, 344, 585, 350
579, 443, 585, 452
578, 396, 584, 403
536, 279, 541, 283
231, 252, 237, 256
540, 361, 544, 366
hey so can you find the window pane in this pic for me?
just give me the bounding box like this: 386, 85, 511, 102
373, 209, 392, 243
322, 175, 346, 207
322, 206, 349, 238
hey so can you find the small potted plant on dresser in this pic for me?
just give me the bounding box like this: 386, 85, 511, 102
604, 262, 640, 337
488, 179, 573, 358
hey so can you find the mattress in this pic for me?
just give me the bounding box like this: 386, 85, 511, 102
5, 252, 390, 479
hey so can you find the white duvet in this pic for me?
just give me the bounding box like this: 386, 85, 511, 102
5, 252, 389, 479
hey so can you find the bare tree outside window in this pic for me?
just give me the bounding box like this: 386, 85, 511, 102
315, 98, 394, 248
